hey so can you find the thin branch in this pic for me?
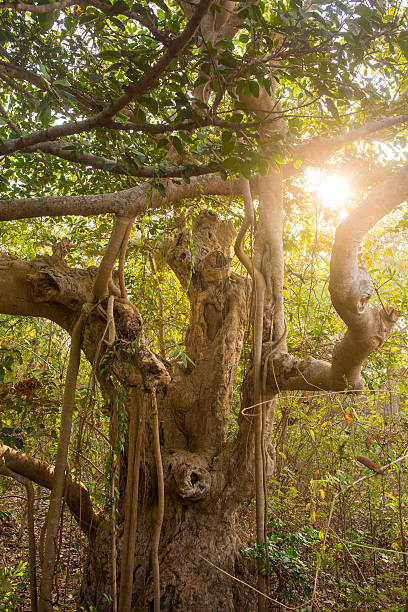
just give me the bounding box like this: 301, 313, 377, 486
0, 0, 171, 44
0, 0, 76, 13
88, 0, 171, 45
0, 60, 103, 112
22, 141, 222, 178
285, 114, 408, 175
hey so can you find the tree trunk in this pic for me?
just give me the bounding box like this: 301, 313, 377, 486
81, 499, 254, 611
78, 210, 255, 611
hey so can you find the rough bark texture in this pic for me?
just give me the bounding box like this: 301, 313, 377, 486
80, 211, 256, 611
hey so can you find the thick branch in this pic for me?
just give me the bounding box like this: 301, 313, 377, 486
328, 163, 408, 388
265, 164, 408, 393
0, 444, 99, 536
2, 114, 408, 222
0, 174, 242, 221
0, 0, 75, 12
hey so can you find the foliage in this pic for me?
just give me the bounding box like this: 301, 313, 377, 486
0, 0, 408, 608
0, 561, 29, 611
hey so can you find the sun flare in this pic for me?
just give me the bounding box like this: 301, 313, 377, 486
306, 169, 351, 210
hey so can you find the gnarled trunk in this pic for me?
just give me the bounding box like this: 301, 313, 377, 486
81, 493, 253, 611
78, 210, 255, 611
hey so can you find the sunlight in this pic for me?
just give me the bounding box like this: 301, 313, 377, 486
306, 169, 351, 210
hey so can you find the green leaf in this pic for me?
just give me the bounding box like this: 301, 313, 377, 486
221, 139, 235, 155
170, 136, 184, 156
398, 38, 408, 61
53, 79, 71, 87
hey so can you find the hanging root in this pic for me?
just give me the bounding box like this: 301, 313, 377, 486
111, 470, 118, 612
151, 389, 164, 612
118, 217, 135, 299
118, 388, 163, 612
234, 177, 268, 611
94, 215, 134, 300
118, 390, 145, 612
38, 310, 87, 612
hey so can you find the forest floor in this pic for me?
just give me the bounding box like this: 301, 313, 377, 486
1, 478, 407, 611
0, 480, 84, 611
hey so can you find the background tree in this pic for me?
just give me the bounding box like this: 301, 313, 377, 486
0, 0, 408, 610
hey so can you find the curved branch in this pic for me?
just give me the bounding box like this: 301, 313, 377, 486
0, 444, 99, 536
328, 163, 407, 388
265, 163, 408, 393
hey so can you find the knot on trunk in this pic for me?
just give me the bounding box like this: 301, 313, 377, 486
164, 211, 235, 288
51, 238, 74, 262
26, 256, 97, 310
165, 451, 211, 501
377, 306, 401, 341
195, 250, 231, 285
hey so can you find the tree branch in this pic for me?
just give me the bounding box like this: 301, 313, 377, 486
0, 0, 75, 12
87, 0, 171, 45
0, 174, 242, 221
0, 0, 214, 156
0, 444, 99, 537
0, 0, 171, 44
285, 114, 408, 175
265, 164, 408, 392
22, 141, 221, 178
